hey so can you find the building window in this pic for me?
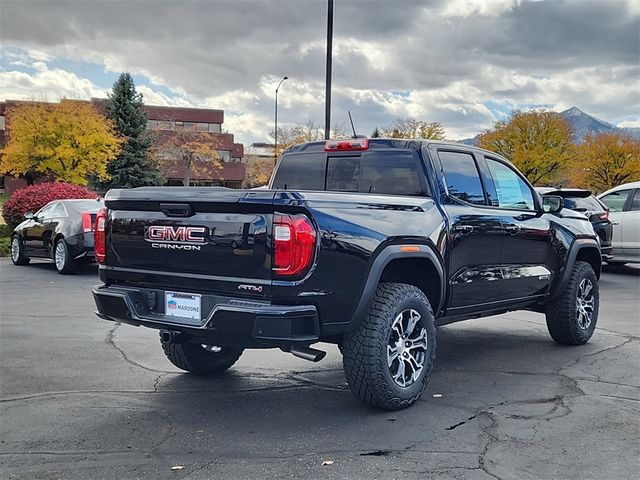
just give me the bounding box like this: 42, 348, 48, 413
157, 120, 172, 130
0, 115, 5, 130
196, 122, 209, 132
208, 123, 221, 133
183, 122, 195, 130
217, 150, 231, 162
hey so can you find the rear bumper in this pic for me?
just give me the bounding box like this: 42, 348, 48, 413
92, 285, 319, 347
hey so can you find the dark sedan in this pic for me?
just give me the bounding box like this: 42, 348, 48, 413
10, 198, 104, 274
536, 188, 613, 260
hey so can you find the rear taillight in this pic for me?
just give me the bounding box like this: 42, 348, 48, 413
82, 212, 93, 232
272, 214, 316, 277
94, 208, 107, 265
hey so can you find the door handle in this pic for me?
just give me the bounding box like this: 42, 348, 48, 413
452, 225, 474, 235
504, 225, 521, 235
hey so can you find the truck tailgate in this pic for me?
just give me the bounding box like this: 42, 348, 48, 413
103, 188, 276, 296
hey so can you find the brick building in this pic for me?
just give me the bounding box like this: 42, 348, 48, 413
0, 100, 245, 194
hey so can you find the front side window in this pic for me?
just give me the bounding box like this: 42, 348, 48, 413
600, 189, 632, 212
37, 204, 55, 220
50, 203, 66, 217
438, 151, 485, 205
485, 158, 535, 210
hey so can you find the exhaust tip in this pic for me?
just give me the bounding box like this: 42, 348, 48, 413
289, 346, 326, 362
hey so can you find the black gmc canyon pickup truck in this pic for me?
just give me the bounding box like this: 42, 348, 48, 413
93, 138, 601, 410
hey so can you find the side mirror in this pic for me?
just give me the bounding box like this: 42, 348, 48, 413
542, 195, 564, 213
24, 212, 35, 220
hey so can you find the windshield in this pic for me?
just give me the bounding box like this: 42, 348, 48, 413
561, 195, 604, 212
67, 200, 104, 212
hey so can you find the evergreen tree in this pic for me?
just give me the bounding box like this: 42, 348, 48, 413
102, 73, 164, 188
371, 127, 381, 138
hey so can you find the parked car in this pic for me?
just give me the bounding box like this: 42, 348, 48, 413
93, 139, 601, 410
536, 188, 613, 261
597, 181, 640, 265
11, 198, 104, 274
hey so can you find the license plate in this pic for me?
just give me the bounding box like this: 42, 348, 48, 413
165, 291, 201, 321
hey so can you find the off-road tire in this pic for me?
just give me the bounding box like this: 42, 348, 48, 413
10, 236, 30, 266
161, 337, 243, 374
546, 261, 599, 345
54, 238, 77, 274
342, 282, 437, 410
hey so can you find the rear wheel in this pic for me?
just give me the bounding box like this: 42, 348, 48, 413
546, 261, 599, 345
11, 236, 30, 266
54, 238, 77, 274
161, 336, 243, 374
342, 283, 436, 410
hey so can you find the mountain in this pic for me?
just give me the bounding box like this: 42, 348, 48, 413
459, 107, 640, 145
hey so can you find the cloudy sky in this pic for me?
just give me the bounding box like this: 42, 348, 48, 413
1, 0, 639, 144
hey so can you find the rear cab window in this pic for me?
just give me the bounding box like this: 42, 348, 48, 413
272, 149, 426, 196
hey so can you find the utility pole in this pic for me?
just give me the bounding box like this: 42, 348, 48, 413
324, 0, 333, 140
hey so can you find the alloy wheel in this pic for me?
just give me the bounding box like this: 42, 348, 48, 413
55, 242, 66, 271
387, 308, 428, 388
11, 237, 20, 262
576, 278, 595, 330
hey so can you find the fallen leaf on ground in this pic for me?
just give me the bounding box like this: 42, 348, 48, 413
322, 460, 334, 466
170, 466, 185, 471
432, 394, 443, 398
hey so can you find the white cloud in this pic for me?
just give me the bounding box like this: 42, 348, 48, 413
618, 119, 640, 128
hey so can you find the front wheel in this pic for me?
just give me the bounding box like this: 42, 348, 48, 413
545, 261, 599, 345
342, 283, 437, 410
11, 236, 30, 266
161, 336, 243, 374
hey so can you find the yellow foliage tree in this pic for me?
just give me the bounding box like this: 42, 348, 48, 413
158, 130, 222, 186
0, 100, 121, 185
383, 118, 445, 140
478, 110, 574, 185
569, 133, 640, 192
244, 158, 274, 188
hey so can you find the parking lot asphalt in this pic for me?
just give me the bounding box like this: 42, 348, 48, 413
0, 258, 639, 480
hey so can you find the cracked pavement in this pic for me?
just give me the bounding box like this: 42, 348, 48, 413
1, 259, 638, 479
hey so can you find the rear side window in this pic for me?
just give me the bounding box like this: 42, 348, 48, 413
327, 151, 423, 195
629, 190, 640, 211
272, 153, 325, 190
438, 151, 485, 205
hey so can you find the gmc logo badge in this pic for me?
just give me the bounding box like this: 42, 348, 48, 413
145, 226, 207, 249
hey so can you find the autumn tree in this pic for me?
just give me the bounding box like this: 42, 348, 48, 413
158, 130, 222, 186
569, 133, 640, 192
382, 118, 446, 140
478, 110, 574, 185
103, 73, 164, 188
244, 158, 274, 188
0, 100, 121, 185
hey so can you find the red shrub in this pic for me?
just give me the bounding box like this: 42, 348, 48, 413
3, 182, 97, 226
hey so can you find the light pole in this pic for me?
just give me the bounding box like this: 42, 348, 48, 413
274, 76, 288, 164
324, 0, 334, 140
